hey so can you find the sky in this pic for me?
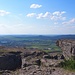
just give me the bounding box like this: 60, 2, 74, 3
0, 0, 75, 35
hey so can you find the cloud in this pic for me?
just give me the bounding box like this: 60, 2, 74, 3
50, 15, 66, 21
0, 10, 10, 16
27, 11, 66, 21
43, 12, 50, 18
36, 12, 51, 19
51, 11, 66, 21
30, 4, 42, 9
36, 13, 43, 19
36, 11, 66, 21
62, 18, 75, 25
54, 22, 58, 25
53, 11, 66, 16
27, 13, 36, 17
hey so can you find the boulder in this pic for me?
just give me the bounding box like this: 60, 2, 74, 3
0, 53, 22, 70
53, 55, 58, 60
35, 59, 41, 66
43, 55, 59, 60
43, 55, 51, 59
60, 55, 65, 59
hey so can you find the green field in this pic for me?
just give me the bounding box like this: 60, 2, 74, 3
0, 35, 63, 52
0, 35, 75, 52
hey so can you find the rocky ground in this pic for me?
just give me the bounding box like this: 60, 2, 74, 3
1, 58, 75, 75
0, 45, 75, 75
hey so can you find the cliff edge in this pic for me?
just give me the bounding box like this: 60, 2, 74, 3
56, 39, 75, 60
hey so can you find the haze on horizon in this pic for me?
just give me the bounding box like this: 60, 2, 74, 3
0, 0, 75, 35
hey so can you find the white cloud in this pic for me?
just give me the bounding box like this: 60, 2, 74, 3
27, 13, 36, 17
36, 12, 50, 19
27, 11, 66, 21
43, 12, 50, 18
54, 22, 58, 25
36, 13, 43, 19
36, 11, 66, 21
50, 15, 66, 21
27, 12, 50, 19
0, 10, 10, 16
61, 11, 66, 14
51, 11, 66, 21
53, 11, 66, 16
30, 4, 42, 9
62, 18, 75, 25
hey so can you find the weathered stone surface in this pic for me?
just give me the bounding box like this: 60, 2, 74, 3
0, 48, 75, 75
21, 50, 46, 58
43, 54, 64, 60
0, 52, 22, 70
43, 55, 52, 59
35, 59, 41, 66
56, 39, 75, 60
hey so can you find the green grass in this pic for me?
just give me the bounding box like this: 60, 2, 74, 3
60, 59, 75, 71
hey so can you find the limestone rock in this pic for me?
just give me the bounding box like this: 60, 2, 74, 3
56, 39, 75, 60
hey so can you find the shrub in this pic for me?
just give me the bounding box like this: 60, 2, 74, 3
60, 59, 75, 70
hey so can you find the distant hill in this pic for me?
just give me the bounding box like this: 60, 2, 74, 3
0, 35, 75, 48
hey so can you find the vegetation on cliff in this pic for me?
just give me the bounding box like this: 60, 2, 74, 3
60, 59, 75, 71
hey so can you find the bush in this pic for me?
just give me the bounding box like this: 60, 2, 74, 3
60, 59, 75, 70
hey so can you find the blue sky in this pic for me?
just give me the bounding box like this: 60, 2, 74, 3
0, 0, 75, 35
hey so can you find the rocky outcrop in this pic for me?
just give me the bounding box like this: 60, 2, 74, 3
21, 50, 47, 58
0, 47, 71, 75
56, 39, 75, 60
0, 52, 22, 70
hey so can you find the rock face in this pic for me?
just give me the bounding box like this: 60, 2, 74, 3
0, 52, 22, 70
22, 50, 47, 58
56, 39, 75, 60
